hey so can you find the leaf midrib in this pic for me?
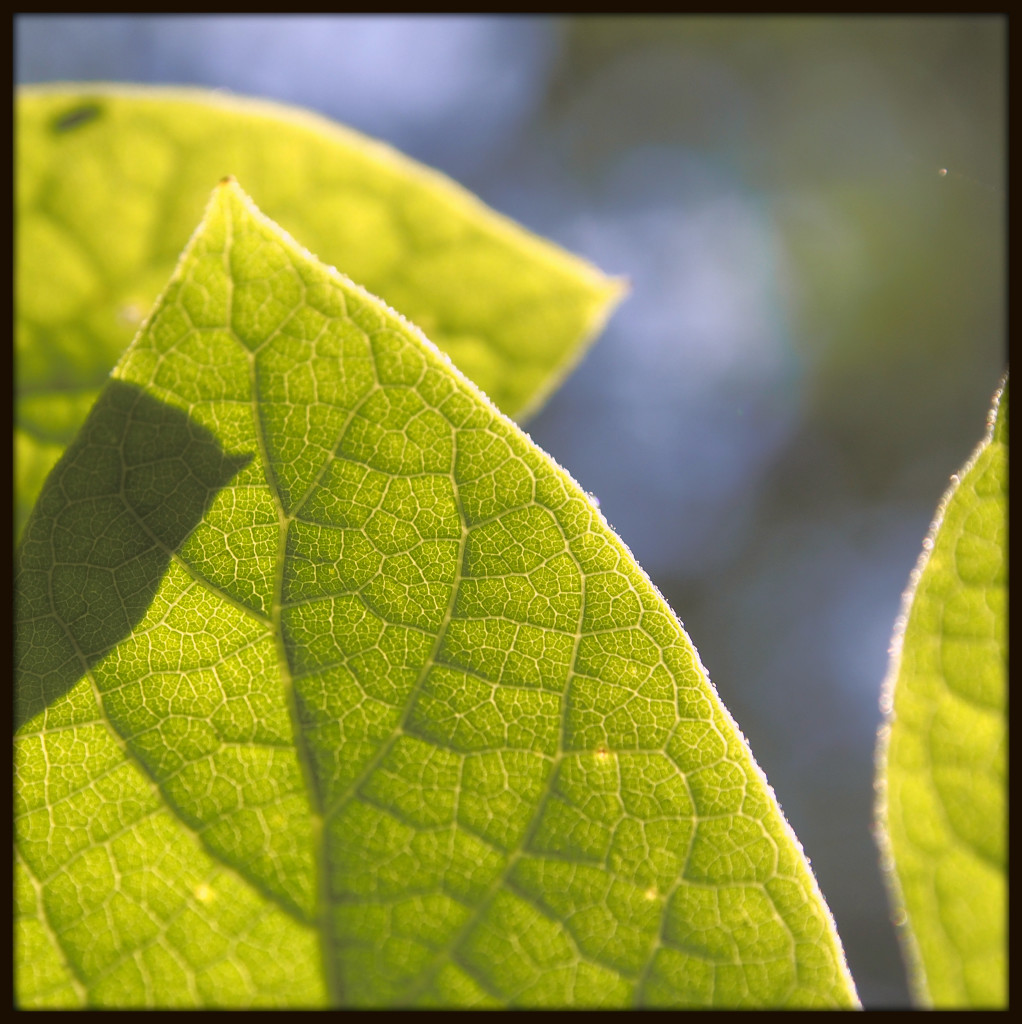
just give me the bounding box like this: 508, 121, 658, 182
215, 197, 338, 1003
217, 195, 609, 1001
219, 198, 480, 1005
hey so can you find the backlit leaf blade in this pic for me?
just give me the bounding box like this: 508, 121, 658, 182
15, 85, 624, 541
877, 377, 1007, 1008
15, 180, 856, 1008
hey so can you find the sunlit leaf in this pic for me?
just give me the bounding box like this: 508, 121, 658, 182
15, 180, 857, 1008
877, 377, 1007, 1008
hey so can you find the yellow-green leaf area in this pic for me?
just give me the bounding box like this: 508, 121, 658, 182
15, 85, 624, 541
878, 377, 1007, 1008
15, 180, 855, 1008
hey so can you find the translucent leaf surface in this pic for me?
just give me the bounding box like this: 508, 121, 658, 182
15, 180, 857, 1008
877, 377, 1007, 1008
15, 85, 623, 541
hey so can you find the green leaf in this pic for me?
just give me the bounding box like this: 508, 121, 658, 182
877, 377, 1007, 1008
15, 180, 857, 1008
15, 85, 623, 542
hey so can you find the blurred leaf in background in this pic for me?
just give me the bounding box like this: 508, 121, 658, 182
15, 85, 621, 543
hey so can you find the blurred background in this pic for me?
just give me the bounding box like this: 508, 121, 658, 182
16, 14, 1005, 1007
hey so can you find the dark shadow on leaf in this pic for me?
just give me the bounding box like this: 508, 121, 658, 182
15, 380, 252, 730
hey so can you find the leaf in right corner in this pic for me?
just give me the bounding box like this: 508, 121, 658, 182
878, 377, 1007, 1008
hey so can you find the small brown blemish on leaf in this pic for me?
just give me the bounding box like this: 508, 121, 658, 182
51, 102, 103, 133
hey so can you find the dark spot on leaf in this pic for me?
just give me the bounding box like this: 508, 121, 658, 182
51, 102, 103, 133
